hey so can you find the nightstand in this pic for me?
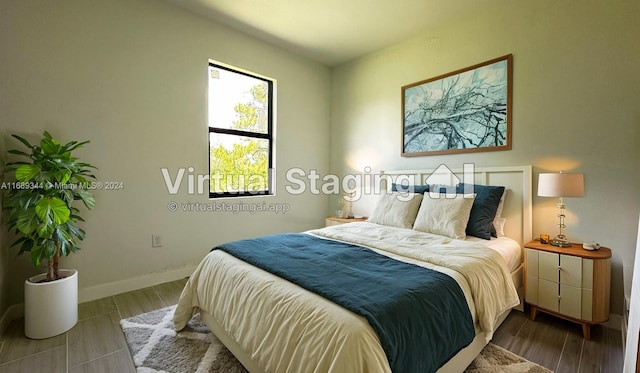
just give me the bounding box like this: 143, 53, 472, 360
325, 216, 367, 227
524, 239, 611, 339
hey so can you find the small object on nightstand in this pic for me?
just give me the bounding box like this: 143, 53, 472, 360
582, 241, 601, 251
540, 233, 549, 244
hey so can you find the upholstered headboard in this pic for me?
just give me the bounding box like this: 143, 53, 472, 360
380, 165, 532, 246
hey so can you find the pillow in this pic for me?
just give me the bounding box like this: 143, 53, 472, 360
456, 184, 506, 239
494, 217, 507, 237
494, 188, 507, 219
493, 189, 507, 236
412, 194, 475, 239
367, 192, 423, 229
391, 183, 429, 194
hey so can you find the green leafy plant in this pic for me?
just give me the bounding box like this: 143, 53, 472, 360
3, 131, 97, 282
209, 83, 269, 193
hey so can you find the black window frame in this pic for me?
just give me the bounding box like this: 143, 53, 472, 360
208, 62, 274, 199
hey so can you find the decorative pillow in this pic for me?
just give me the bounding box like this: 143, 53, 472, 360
367, 192, 423, 229
412, 194, 475, 239
391, 183, 429, 194
456, 184, 506, 239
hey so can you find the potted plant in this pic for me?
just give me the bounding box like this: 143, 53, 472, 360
2, 131, 96, 339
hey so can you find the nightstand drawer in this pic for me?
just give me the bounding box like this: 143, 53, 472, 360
538, 251, 582, 287
538, 278, 559, 311
559, 283, 582, 319
560, 255, 582, 287
525, 275, 539, 304
535, 278, 583, 319
538, 251, 559, 282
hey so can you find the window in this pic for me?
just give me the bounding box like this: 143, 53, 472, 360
208, 62, 274, 198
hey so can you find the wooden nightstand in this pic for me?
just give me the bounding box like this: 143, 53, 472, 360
524, 239, 611, 339
325, 216, 367, 227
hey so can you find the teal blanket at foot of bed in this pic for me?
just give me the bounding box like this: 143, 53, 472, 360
216, 233, 475, 373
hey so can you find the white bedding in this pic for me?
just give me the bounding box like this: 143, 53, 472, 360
465, 236, 522, 272
174, 222, 520, 372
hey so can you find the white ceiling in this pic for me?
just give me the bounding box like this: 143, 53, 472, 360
166, 0, 492, 66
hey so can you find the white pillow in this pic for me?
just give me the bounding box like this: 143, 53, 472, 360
494, 217, 507, 237
367, 192, 423, 229
413, 194, 475, 239
493, 189, 507, 236
494, 188, 507, 218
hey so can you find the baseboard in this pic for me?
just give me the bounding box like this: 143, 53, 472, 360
623, 295, 630, 351
603, 313, 623, 331
77, 265, 197, 303
0, 303, 24, 335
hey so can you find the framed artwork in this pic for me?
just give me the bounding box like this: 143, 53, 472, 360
401, 54, 512, 157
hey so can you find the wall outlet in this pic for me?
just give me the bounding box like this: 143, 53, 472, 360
152, 234, 162, 248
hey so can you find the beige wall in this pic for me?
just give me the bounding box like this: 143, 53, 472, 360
330, 0, 640, 315
0, 0, 331, 315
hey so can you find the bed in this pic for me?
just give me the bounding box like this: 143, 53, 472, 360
174, 165, 532, 372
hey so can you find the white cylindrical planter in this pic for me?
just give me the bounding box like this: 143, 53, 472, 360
24, 269, 78, 339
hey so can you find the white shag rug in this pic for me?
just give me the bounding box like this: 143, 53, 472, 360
120, 305, 247, 373
120, 305, 552, 373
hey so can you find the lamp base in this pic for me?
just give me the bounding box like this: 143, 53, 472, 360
550, 237, 572, 248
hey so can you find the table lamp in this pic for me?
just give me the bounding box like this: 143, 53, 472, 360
538, 172, 584, 248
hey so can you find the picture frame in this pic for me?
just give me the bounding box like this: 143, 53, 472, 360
401, 54, 513, 157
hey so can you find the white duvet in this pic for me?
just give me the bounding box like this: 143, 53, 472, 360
174, 222, 519, 373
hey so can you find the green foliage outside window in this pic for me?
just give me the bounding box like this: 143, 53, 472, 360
210, 84, 270, 194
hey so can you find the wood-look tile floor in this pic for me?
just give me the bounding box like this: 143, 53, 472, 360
492, 306, 623, 372
0, 279, 623, 372
0, 278, 187, 373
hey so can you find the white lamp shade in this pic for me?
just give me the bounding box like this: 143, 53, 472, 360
538, 173, 584, 197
